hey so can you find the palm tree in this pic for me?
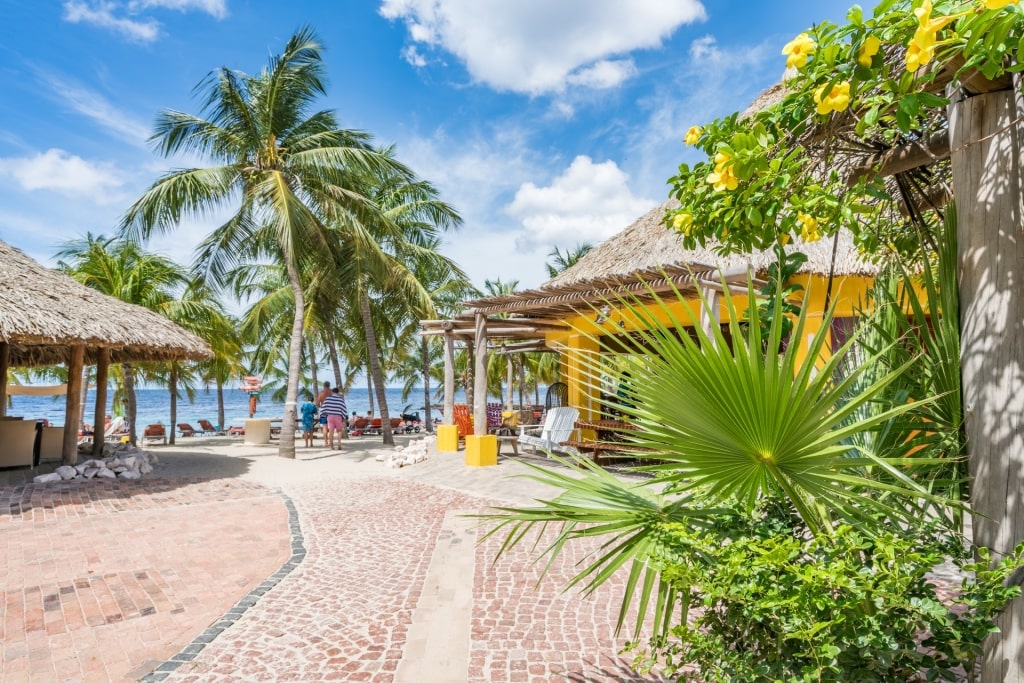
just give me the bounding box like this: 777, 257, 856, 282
333, 149, 463, 445
55, 234, 191, 444
120, 27, 407, 459
545, 243, 593, 278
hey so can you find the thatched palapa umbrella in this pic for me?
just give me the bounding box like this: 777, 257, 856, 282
0, 240, 212, 465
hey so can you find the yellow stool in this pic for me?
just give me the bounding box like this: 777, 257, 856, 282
436, 424, 459, 452
464, 434, 497, 467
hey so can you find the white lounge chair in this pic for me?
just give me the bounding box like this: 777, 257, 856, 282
518, 406, 579, 456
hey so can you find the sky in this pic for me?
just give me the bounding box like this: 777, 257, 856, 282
0, 0, 860, 297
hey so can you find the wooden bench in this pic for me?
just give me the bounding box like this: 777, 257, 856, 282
496, 434, 519, 456
559, 440, 657, 465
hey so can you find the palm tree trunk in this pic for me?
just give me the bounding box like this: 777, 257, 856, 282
308, 338, 318, 403
421, 336, 433, 434
216, 376, 225, 433
279, 251, 304, 459
122, 362, 138, 446
359, 292, 394, 446
327, 336, 343, 388
169, 363, 178, 446
366, 371, 375, 416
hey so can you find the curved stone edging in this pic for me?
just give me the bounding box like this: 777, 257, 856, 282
139, 488, 304, 682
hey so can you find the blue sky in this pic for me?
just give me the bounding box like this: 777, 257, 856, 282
0, 0, 859, 294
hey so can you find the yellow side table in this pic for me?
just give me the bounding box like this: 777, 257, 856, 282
436, 424, 459, 452
464, 434, 497, 467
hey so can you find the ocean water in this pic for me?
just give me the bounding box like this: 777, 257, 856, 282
8, 386, 465, 431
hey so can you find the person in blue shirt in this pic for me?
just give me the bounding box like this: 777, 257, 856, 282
300, 393, 319, 447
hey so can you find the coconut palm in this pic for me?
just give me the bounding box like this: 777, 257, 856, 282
545, 243, 593, 278
55, 234, 191, 445
333, 149, 463, 445
120, 27, 407, 458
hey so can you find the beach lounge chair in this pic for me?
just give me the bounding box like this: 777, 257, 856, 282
486, 402, 503, 433
350, 417, 368, 436
226, 425, 245, 437
452, 404, 473, 439
104, 416, 128, 442
518, 406, 579, 456
198, 419, 222, 435
177, 423, 197, 437
142, 424, 167, 445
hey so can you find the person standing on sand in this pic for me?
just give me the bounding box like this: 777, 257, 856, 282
316, 381, 332, 444
300, 393, 318, 448
320, 387, 347, 449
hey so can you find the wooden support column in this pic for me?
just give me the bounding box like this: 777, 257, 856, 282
62, 344, 85, 466
92, 348, 109, 459
473, 313, 488, 433
0, 342, 8, 418
699, 286, 721, 347
950, 86, 1024, 682
506, 354, 514, 411
443, 330, 455, 426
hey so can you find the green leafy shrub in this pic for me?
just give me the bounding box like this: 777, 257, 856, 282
628, 509, 1024, 682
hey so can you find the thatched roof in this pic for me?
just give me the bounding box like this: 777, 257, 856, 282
544, 200, 877, 290
0, 241, 213, 367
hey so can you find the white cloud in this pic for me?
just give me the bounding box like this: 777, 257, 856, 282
402, 45, 427, 68
36, 70, 151, 146
506, 155, 656, 250
689, 34, 719, 61
63, 1, 160, 42
129, 0, 227, 19
379, 0, 706, 95
566, 59, 638, 90
0, 149, 126, 203
62, 0, 226, 42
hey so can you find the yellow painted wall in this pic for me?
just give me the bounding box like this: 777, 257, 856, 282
547, 274, 881, 411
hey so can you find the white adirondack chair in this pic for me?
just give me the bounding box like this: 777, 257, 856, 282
518, 406, 579, 455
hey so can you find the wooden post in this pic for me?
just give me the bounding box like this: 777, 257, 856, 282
950, 86, 1024, 682
443, 330, 455, 426
92, 348, 109, 459
0, 342, 8, 418
473, 313, 488, 434
62, 344, 85, 466
506, 353, 514, 411
699, 285, 721, 347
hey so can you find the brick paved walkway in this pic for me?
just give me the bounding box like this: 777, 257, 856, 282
0, 441, 662, 682
1, 478, 289, 682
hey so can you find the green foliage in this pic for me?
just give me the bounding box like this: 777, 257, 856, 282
481, 277, 951, 639
628, 511, 1024, 682
667, 0, 1024, 259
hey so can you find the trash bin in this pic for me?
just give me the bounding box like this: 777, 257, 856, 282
244, 419, 271, 445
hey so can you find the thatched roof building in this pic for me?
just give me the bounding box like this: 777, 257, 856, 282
545, 199, 877, 289
0, 240, 212, 366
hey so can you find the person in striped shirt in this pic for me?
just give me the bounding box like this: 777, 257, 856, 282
320, 387, 348, 449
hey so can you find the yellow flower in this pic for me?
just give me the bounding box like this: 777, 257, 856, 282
672, 212, 695, 234
779, 233, 791, 246
814, 81, 852, 115
983, 0, 1018, 8
797, 212, 822, 242
858, 35, 881, 67
714, 151, 732, 167
905, 27, 938, 71
782, 33, 816, 69
707, 166, 739, 192
684, 126, 702, 145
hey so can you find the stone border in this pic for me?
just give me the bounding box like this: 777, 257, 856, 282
139, 488, 305, 682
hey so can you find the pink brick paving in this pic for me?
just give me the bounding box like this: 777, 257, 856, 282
152, 477, 661, 683
0, 478, 289, 683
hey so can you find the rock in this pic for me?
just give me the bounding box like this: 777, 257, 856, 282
74, 464, 89, 474
112, 466, 127, 474
83, 468, 99, 479
106, 457, 122, 468
55, 465, 78, 480
139, 462, 153, 474
33, 472, 63, 484
118, 470, 141, 479
96, 468, 116, 479
121, 456, 137, 468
